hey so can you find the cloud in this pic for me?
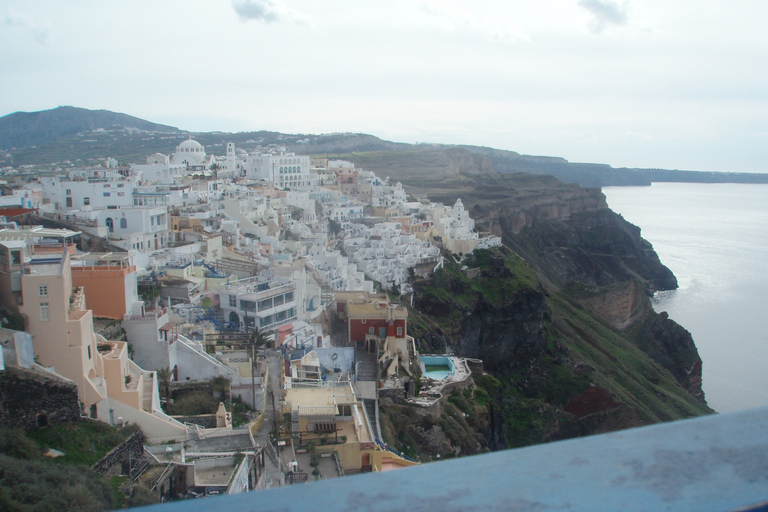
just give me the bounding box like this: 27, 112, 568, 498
415, 1, 529, 44
2, 8, 51, 45
231, 0, 307, 25
578, 0, 629, 33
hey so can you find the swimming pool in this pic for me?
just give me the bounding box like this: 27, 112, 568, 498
421, 356, 455, 380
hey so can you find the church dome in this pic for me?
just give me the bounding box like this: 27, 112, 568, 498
177, 138, 204, 151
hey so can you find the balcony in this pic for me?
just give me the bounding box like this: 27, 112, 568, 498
123, 307, 168, 322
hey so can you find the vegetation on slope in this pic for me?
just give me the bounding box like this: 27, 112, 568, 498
0, 421, 157, 511
402, 248, 712, 456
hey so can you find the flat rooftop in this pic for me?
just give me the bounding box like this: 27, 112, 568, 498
285, 385, 358, 412
346, 301, 408, 319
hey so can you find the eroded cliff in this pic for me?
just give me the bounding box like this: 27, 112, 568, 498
401, 247, 711, 457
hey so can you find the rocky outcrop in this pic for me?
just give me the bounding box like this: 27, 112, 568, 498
489, 206, 677, 293
580, 280, 653, 330
414, 250, 548, 371
626, 311, 705, 403
577, 280, 706, 403
476, 187, 608, 236
458, 287, 547, 371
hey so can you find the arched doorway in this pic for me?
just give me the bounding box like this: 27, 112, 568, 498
105, 217, 114, 233
229, 311, 240, 327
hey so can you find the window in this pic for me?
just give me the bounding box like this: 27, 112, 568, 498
397, 327, 403, 336
38, 285, 47, 296
66, 197, 73, 208
84, 197, 90, 206
103, 192, 111, 197
369, 327, 374, 335
66, 189, 71, 195
120, 218, 127, 229
229, 295, 237, 307
10, 251, 21, 265
361, 319, 366, 324
40, 302, 49, 322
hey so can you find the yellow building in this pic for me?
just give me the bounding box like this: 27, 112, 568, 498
0, 227, 185, 439
283, 382, 417, 474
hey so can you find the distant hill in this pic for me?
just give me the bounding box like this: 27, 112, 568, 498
0, 106, 178, 150
2, 106, 768, 187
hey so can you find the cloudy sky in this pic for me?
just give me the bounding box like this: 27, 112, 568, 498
2, 0, 767, 172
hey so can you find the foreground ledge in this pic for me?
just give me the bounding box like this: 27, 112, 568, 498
136, 407, 768, 512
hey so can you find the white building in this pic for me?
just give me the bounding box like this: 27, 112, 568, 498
171, 138, 213, 169
38, 174, 137, 211
433, 198, 479, 254
132, 153, 187, 185
245, 153, 314, 189
218, 274, 298, 331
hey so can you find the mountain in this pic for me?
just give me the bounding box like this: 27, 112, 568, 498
0, 106, 178, 150
2, 106, 768, 187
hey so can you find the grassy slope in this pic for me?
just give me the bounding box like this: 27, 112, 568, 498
408, 248, 711, 451
0, 421, 156, 511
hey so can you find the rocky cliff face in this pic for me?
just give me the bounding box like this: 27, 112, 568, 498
407, 247, 711, 455
472, 191, 677, 293
415, 257, 547, 371
358, 157, 713, 455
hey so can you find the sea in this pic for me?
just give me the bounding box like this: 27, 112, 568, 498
602, 183, 768, 413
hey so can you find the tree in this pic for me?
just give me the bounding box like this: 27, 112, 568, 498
328, 219, 342, 238
156, 367, 172, 404
248, 327, 271, 411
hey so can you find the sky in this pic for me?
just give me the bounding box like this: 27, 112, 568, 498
2, 0, 767, 173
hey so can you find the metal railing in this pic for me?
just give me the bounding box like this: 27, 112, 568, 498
374, 437, 419, 464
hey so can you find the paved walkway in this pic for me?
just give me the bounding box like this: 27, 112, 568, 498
252, 349, 286, 488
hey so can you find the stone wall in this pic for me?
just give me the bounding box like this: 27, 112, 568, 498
0, 366, 80, 430
92, 430, 145, 475
172, 414, 217, 428
379, 374, 475, 420
465, 358, 484, 375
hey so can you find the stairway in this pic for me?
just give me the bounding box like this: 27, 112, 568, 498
141, 372, 155, 413
355, 346, 377, 382
363, 399, 381, 440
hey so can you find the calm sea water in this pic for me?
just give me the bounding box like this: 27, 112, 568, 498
602, 183, 768, 413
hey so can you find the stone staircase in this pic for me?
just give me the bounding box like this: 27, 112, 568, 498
141, 372, 155, 413
363, 399, 381, 440
355, 346, 377, 382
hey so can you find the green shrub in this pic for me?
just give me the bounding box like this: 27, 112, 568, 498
0, 428, 42, 460
171, 391, 217, 416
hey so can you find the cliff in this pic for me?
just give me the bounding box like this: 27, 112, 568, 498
401, 247, 710, 457
377, 164, 712, 458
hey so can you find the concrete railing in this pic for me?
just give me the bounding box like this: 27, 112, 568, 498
135, 407, 768, 512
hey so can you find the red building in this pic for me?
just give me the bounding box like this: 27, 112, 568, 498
345, 299, 408, 353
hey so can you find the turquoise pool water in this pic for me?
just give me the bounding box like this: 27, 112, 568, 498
421, 356, 455, 380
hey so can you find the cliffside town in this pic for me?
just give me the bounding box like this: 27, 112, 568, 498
0, 137, 711, 506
